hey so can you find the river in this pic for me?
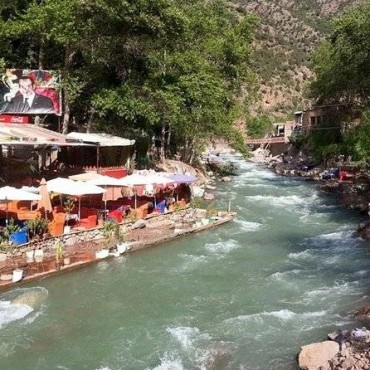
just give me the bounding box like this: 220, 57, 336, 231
1, 158, 370, 370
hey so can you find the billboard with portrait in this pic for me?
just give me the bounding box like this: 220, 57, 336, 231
0, 69, 61, 115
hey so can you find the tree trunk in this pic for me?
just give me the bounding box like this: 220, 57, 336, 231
61, 46, 76, 134
166, 126, 171, 157
86, 108, 95, 133
39, 37, 45, 70
62, 103, 70, 134
159, 122, 166, 163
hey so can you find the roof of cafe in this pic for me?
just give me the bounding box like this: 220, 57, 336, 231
0, 123, 91, 146
66, 132, 135, 147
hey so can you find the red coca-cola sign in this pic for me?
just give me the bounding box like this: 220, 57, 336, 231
0, 114, 29, 123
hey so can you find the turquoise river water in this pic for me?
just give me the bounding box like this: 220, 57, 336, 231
1, 157, 370, 370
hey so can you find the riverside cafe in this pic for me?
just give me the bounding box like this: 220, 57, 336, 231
0, 123, 137, 239
0, 123, 136, 184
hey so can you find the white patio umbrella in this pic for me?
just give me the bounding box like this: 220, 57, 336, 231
117, 173, 174, 208
86, 174, 124, 187
0, 186, 41, 224
47, 177, 106, 220
86, 174, 124, 213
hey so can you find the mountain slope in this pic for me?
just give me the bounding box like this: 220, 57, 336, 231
235, 0, 360, 116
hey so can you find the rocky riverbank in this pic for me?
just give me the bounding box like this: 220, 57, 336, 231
250, 147, 370, 229
248, 146, 370, 369
298, 328, 370, 370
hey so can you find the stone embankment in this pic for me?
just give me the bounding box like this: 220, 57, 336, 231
0, 206, 235, 289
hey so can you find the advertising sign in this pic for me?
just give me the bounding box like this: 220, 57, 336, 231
0, 115, 29, 123
0, 69, 61, 115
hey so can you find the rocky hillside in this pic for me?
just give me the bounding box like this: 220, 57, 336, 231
234, 0, 360, 116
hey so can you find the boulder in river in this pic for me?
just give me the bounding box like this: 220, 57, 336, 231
298, 341, 339, 369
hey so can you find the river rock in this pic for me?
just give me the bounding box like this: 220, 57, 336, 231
195, 208, 207, 218
354, 306, 370, 320
203, 192, 215, 200
0, 273, 12, 281
146, 220, 175, 229
357, 221, 370, 240
131, 219, 147, 229
298, 341, 339, 370
193, 185, 205, 198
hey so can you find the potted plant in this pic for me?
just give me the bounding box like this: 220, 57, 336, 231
25, 217, 49, 261
0, 238, 10, 262
96, 220, 115, 259
25, 217, 49, 241
4, 218, 23, 245
114, 224, 131, 254
55, 238, 64, 270
63, 196, 75, 232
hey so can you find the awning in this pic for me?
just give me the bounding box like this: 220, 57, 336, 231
66, 132, 135, 147
0, 123, 92, 147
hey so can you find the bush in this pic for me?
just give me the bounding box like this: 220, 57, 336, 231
25, 217, 49, 240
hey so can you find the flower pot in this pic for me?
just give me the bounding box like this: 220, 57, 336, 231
95, 249, 109, 259
34, 249, 44, 263
25, 250, 34, 262
116, 242, 130, 254
12, 269, 23, 283
201, 218, 210, 226
63, 225, 71, 234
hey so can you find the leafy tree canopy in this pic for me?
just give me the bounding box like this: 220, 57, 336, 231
310, 0, 370, 107
0, 0, 257, 162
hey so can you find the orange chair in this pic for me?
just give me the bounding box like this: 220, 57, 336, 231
79, 214, 98, 229
48, 213, 66, 236
79, 208, 98, 229
136, 203, 149, 219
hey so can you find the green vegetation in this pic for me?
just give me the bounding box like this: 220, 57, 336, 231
1, 218, 20, 244
25, 217, 49, 240
246, 115, 272, 138
0, 0, 258, 163
310, 1, 370, 107
238, 0, 356, 114
308, 1, 370, 163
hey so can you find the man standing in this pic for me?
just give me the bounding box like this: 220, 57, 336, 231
2, 76, 55, 114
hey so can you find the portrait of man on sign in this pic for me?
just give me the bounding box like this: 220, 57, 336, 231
0, 69, 61, 115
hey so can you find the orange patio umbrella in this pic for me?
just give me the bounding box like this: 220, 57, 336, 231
37, 178, 52, 215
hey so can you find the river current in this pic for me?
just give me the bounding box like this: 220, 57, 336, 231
1, 158, 370, 370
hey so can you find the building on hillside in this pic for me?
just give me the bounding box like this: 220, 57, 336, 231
295, 104, 355, 135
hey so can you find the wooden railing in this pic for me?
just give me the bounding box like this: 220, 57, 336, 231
245, 136, 289, 145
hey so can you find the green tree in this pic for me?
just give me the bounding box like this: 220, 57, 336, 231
354, 109, 370, 161
0, 0, 257, 163
310, 0, 370, 107
246, 115, 272, 138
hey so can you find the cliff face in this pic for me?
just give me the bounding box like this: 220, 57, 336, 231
234, 0, 360, 116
